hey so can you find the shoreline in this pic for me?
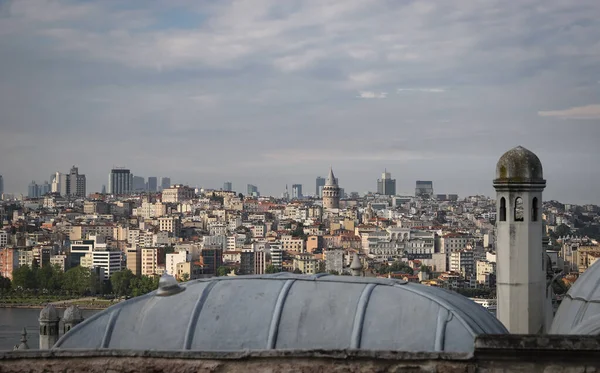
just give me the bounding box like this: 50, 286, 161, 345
0, 303, 113, 310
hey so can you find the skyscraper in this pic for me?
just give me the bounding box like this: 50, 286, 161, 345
0, 174, 3, 195
292, 184, 303, 199
133, 176, 146, 192
147, 177, 158, 192
51, 172, 68, 196
377, 170, 396, 196
109, 169, 132, 195
315, 177, 325, 197
223, 182, 232, 192
415, 181, 434, 198
160, 177, 171, 191
28, 181, 39, 198
247, 184, 259, 197
68, 166, 86, 197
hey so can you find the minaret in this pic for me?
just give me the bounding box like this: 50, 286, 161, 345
493, 146, 547, 334
62, 305, 84, 334
39, 304, 60, 349
322, 168, 340, 209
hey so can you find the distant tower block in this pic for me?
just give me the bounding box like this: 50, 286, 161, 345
39, 304, 60, 349
62, 305, 84, 334
322, 168, 340, 209
493, 146, 547, 334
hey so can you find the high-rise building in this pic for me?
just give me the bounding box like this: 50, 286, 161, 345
160, 177, 171, 191
292, 184, 303, 199
0, 174, 3, 195
315, 177, 325, 197
147, 177, 158, 192
377, 170, 396, 196
109, 169, 132, 195
493, 146, 548, 333
68, 166, 86, 197
39, 181, 51, 196
28, 181, 39, 198
223, 182, 232, 192
133, 176, 146, 192
51, 172, 68, 196
247, 184, 259, 197
322, 168, 340, 209
415, 180, 433, 198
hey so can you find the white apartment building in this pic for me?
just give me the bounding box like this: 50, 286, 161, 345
158, 217, 181, 236
80, 250, 123, 281
281, 235, 304, 252
270, 245, 283, 270
161, 185, 195, 203
450, 250, 475, 276
166, 250, 190, 277
476, 260, 496, 286
134, 202, 166, 219
141, 248, 163, 276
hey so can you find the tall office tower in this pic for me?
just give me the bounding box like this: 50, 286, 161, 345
322, 168, 340, 209
147, 177, 158, 192
28, 181, 39, 198
377, 170, 397, 196
223, 182, 232, 192
315, 177, 325, 197
160, 177, 171, 191
292, 184, 303, 199
39, 181, 51, 196
51, 172, 67, 196
0, 174, 3, 195
415, 180, 434, 198
109, 169, 132, 195
494, 146, 548, 333
67, 166, 86, 197
101, 185, 106, 194
247, 184, 259, 197
133, 176, 146, 192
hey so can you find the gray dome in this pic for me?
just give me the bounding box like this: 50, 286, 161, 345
39, 304, 59, 322
54, 274, 506, 353
550, 259, 600, 335
63, 305, 84, 323
495, 146, 544, 182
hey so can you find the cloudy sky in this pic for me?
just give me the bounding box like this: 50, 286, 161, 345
1, 0, 599, 204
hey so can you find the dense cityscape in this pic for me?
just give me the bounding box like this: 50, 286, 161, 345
1, 165, 598, 310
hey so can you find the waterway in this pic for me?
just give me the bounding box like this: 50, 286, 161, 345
0, 308, 100, 351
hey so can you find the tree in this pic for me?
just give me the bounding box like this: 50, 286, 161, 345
180, 273, 190, 282
217, 266, 230, 277
292, 268, 303, 274
12, 265, 37, 290
238, 193, 244, 200
0, 275, 11, 291
328, 270, 339, 275
36, 264, 62, 292
554, 224, 571, 237
111, 269, 135, 297
265, 265, 280, 274
63, 266, 96, 296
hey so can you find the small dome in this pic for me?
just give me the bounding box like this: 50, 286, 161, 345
550, 259, 600, 335
39, 304, 59, 322
63, 305, 84, 323
495, 146, 544, 182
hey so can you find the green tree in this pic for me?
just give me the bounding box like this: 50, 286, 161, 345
63, 266, 96, 296
265, 265, 280, 274
554, 224, 571, 237
217, 266, 230, 277
12, 265, 37, 290
0, 275, 11, 291
111, 269, 135, 297
292, 268, 303, 274
180, 273, 190, 282
328, 270, 339, 275
130, 275, 159, 297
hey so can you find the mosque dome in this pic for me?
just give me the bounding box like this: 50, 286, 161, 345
550, 259, 600, 335
54, 274, 506, 353
39, 304, 59, 322
494, 146, 544, 183
62, 305, 84, 324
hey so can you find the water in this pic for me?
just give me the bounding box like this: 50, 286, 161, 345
0, 308, 100, 351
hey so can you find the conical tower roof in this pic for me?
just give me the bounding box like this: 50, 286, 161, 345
325, 167, 337, 186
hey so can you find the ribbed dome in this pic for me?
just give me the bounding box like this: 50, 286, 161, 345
39, 304, 59, 322
550, 259, 600, 335
55, 274, 506, 353
495, 146, 544, 182
63, 305, 84, 323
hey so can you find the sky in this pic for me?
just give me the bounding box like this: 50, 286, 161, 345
1, 0, 599, 204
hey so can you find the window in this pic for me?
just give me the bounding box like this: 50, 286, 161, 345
499, 197, 507, 221
532, 197, 539, 222
514, 197, 524, 222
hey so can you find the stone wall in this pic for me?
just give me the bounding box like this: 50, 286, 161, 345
1, 335, 599, 373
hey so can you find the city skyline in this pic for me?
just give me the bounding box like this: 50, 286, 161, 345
0, 159, 599, 204
0, 1, 599, 204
